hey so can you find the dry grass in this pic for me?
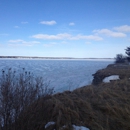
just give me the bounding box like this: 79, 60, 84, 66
7, 64, 130, 130
16, 77, 130, 130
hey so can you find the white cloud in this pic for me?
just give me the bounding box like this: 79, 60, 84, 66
21, 21, 28, 24
32, 33, 71, 40
86, 42, 91, 44
93, 29, 126, 37
114, 25, 130, 32
69, 22, 75, 26
32, 33, 103, 41
8, 39, 40, 46
70, 34, 103, 40
14, 26, 19, 28
8, 39, 24, 43
43, 42, 57, 47
40, 20, 57, 25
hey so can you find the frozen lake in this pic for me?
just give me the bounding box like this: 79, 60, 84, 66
0, 59, 114, 92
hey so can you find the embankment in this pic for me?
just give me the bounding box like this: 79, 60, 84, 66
92, 63, 130, 85
16, 63, 130, 130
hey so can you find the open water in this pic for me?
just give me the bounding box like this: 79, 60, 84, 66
0, 59, 114, 92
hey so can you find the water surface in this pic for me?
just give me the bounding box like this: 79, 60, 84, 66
0, 59, 114, 92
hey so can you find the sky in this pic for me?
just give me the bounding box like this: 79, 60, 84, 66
0, 0, 130, 58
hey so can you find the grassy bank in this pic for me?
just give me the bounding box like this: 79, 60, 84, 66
16, 64, 130, 130
1, 64, 130, 130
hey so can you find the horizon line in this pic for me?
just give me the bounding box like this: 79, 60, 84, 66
0, 56, 114, 59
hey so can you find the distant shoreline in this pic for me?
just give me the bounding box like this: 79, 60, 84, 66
0, 56, 114, 60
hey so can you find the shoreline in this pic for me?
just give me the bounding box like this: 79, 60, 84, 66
0, 56, 113, 60
0, 62, 130, 130
17, 62, 130, 130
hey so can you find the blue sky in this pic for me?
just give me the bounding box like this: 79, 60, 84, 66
0, 0, 130, 58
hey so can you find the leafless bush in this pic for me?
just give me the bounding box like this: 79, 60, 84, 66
0, 68, 54, 130
115, 54, 127, 63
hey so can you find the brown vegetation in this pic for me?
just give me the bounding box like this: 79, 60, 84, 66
1, 64, 130, 130
0, 68, 54, 130
17, 77, 130, 129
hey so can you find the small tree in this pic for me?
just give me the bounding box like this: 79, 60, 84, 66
115, 54, 126, 63
125, 46, 130, 62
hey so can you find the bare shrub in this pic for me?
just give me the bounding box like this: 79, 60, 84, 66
125, 46, 130, 62
0, 68, 54, 130
114, 54, 127, 63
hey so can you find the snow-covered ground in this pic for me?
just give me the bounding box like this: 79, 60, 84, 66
103, 75, 120, 83
44, 121, 90, 130
45, 122, 55, 129
72, 125, 90, 130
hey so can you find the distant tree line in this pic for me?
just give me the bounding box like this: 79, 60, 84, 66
115, 46, 130, 63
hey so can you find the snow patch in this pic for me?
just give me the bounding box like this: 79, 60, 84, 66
72, 125, 90, 130
103, 75, 120, 83
45, 121, 55, 128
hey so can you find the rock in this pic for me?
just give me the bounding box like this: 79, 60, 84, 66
92, 70, 111, 85
92, 63, 130, 85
